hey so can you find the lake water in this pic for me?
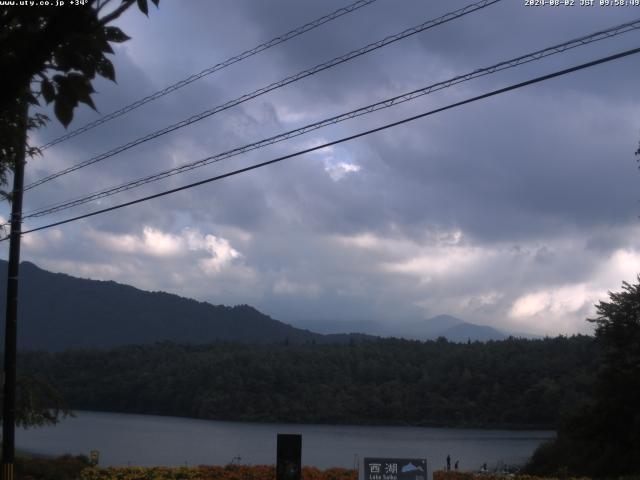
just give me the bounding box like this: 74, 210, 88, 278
17, 411, 553, 476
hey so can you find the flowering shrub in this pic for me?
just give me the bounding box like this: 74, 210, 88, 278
432, 471, 591, 480
80, 465, 357, 480
16, 454, 91, 480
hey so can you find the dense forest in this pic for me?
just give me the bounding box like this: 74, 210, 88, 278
524, 279, 640, 477
19, 335, 597, 429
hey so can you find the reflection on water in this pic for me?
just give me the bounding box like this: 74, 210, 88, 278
17, 411, 554, 475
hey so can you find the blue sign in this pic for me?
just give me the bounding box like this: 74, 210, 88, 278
364, 458, 427, 480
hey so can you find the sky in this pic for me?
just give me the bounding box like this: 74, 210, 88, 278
3, 0, 640, 336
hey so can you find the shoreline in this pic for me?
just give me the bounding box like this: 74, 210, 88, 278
60, 409, 558, 433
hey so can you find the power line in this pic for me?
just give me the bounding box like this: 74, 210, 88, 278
7, 46, 639, 241
24, 0, 500, 191
21, 18, 640, 220
38, 0, 380, 151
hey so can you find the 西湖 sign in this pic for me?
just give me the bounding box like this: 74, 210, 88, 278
364, 458, 427, 480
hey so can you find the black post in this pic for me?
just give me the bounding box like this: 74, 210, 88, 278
2, 103, 27, 480
276, 434, 302, 480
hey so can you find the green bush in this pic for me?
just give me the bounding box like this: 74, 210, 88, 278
15, 454, 91, 480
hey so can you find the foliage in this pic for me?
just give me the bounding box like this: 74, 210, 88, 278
432, 472, 591, 480
525, 278, 640, 477
14, 374, 71, 428
14, 453, 91, 480
0, 373, 71, 428
0, 0, 159, 190
79, 465, 357, 480
19, 335, 597, 429
524, 439, 572, 478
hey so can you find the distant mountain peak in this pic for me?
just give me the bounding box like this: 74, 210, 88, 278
438, 322, 506, 343
427, 314, 464, 322
394, 314, 508, 342
424, 314, 464, 326
409, 314, 464, 337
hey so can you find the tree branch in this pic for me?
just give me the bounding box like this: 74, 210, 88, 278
96, 0, 117, 15
99, 0, 136, 25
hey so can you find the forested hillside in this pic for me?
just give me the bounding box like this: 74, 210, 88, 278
0, 261, 369, 350
19, 335, 597, 429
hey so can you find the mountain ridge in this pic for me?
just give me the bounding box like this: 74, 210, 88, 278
0, 260, 372, 350
1, 260, 524, 349
295, 314, 515, 342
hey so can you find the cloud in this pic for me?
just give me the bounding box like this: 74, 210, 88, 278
184, 229, 241, 274
507, 246, 640, 334
324, 161, 361, 181
273, 278, 321, 297
510, 285, 592, 321
85, 225, 242, 272
86, 227, 181, 257
3, 0, 640, 337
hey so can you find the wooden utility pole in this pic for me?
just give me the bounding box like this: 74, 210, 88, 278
2, 102, 27, 480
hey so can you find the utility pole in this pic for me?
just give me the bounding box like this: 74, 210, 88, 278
2, 102, 27, 480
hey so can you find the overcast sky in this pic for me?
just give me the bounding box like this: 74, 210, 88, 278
3, 0, 640, 336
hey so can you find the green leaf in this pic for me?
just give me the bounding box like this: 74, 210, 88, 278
62, 72, 91, 91
65, 73, 97, 111
28, 113, 49, 131
54, 98, 74, 128
41, 78, 55, 104
53, 72, 99, 124
104, 26, 130, 43
101, 38, 115, 54
79, 95, 97, 111
76, 85, 97, 110
137, 0, 148, 15
52, 48, 73, 72
70, 50, 98, 79
96, 57, 116, 82
75, 83, 97, 110
24, 91, 38, 106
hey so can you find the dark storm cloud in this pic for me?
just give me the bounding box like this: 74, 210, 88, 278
358, 87, 640, 241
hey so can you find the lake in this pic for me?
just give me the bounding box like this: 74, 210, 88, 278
17, 411, 553, 475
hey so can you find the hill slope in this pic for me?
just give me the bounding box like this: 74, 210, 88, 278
0, 260, 359, 350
